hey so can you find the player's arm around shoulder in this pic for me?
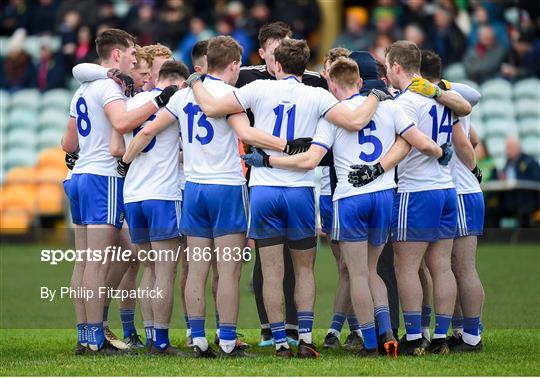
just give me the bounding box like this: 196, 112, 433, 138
228, 112, 287, 152
190, 79, 244, 118
325, 92, 380, 132
268, 144, 328, 171
437, 89, 472, 117
122, 109, 176, 164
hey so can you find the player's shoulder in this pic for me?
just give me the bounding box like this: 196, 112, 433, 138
302, 69, 328, 89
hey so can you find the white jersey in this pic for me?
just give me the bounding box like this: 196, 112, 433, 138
234, 76, 338, 187
70, 78, 125, 177
313, 94, 414, 201
449, 115, 482, 194
320, 167, 331, 195
166, 75, 245, 186
123, 90, 182, 203
394, 88, 458, 192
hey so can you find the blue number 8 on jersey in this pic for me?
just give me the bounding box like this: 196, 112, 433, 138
76, 97, 91, 137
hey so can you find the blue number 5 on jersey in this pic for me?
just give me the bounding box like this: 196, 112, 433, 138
358, 120, 383, 162
183, 102, 214, 145
132, 114, 157, 152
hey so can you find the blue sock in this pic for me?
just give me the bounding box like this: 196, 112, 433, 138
347, 314, 360, 333
329, 312, 346, 333
189, 316, 206, 339
120, 309, 137, 338
219, 323, 236, 341
77, 323, 87, 345
360, 321, 377, 350
144, 324, 154, 347
421, 305, 432, 328
374, 306, 392, 336
184, 313, 190, 329
154, 325, 169, 350
463, 317, 480, 336
87, 322, 105, 349
270, 322, 287, 346
103, 306, 109, 324
452, 316, 464, 330
479, 322, 483, 334
434, 314, 452, 338
215, 313, 220, 329
298, 311, 314, 343
403, 311, 422, 337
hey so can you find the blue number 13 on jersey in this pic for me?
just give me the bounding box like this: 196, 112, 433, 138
183, 102, 214, 145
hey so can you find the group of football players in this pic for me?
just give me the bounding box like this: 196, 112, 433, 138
61, 20, 485, 359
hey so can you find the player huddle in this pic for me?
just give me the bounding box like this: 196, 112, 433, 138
62, 21, 485, 359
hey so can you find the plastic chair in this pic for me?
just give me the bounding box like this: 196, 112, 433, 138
484, 119, 519, 138
38, 128, 64, 150
522, 135, 540, 158
0, 209, 32, 234
3, 147, 37, 171
443, 63, 467, 82
7, 108, 38, 131
10, 89, 40, 111
515, 99, 540, 120
37, 148, 67, 171
513, 78, 540, 100
38, 109, 67, 131
481, 99, 515, 121
6, 129, 37, 149
0, 89, 10, 112
518, 118, 540, 137
480, 79, 513, 101
40, 89, 71, 111
36, 166, 67, 215
1, 184, 37, 214
485, 136, 506, 159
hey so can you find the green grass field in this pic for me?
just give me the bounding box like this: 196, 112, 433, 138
1, 242, 539, 375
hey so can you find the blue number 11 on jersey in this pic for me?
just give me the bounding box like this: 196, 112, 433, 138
272, 104, 296, 140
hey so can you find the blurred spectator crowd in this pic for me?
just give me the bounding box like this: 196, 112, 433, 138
1, 0, 540, 92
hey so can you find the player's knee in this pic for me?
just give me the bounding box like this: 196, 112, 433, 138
287, 237, 317, 250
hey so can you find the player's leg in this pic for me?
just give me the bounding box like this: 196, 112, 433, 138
71, 224, 87, 353
419, 259, 433, 340
341, 241, 378, 354
376, 242, 400, 337
151, 238, 182, 355
211, 255, 220, 344
283, 244, 299, 346
251, 244, 272, 346
214, 233, 246, 356
179, 238, 191, 346
185, 236, 213, 355
137, 245, 154, 350
424, 188, 459, 354
286, 187, 319, 358
83, 224, 120, 351
323, 239, 349, 349
452, 236, 483, 348
117, 226, 142, 347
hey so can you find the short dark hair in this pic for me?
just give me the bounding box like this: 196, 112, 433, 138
158, 60, 190, 81
420, 49, 442, 82
385, 40, 421, 73
207, 36, 243, 72
274, 39, 310, 77
258, 21, 292, 49
95, 28, 136, 60
376, 61, 386, 79
191, 40, 208, 64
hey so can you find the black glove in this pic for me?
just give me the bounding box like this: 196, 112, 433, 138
65, 152, 79, 170
154, 85, 178, 108
117, 159, 130, 178
284, 137, 312, 155
107, 68, 135, 97
437, 79, 452, 91
438, 143, 454, 165
348, 162, 385, 187
369, 88, 393, 101
471, 165, 483, 184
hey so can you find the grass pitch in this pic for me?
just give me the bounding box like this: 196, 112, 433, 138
0, 242, 539, 375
